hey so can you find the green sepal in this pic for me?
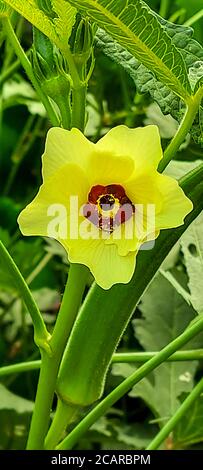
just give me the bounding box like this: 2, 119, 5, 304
56, 165, 203, 407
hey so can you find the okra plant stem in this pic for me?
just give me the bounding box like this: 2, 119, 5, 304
1, 348, 203, 378
159, 87, 203, 172
26, 264, 88, 450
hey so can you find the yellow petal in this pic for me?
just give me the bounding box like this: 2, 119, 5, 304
87, 150, 134, 186
42, 127, 94, 181
18, 163, 89, 237
124, 172, 163, 211
104, 219, 142, 256
155, 173, 193, 229
96, 125, 163, 174
65, 238, 136, 289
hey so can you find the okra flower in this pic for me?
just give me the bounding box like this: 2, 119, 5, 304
18, 126, 192, 289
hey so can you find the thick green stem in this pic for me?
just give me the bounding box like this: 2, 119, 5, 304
63, 47, 87, 131
147, 377, 203, 450
71, 83, 87, 131
57, 310, 203, 450
2, 17, 59, 126
59, 96, 72, 130
26, 264, 88, 450
0, 240, 50, 352
159, 88, 203, 172
45, 401, 78, 450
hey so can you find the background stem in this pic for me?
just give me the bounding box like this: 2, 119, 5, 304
159, 0, 170, 18
184, 9, 203, 27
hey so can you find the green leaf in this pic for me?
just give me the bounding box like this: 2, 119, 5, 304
95, 17, 203, 142
144, 103, 178, 139
0, 384, 33, 413
0, 384, 33, 450
96, 14, 203, 82
189, 61, 203, 91
0, 410, 31, 450
174, 393, 203, 448
2, 77, 46, 116
69, 0, 191, 100
3, 0, 76, 50
112, 274, 203, 421
113, 422, 157, 450
181, 213, 203, 314
131, 275, 203, 420
165, 160, 202, 180
96, 28, 178, 116
51, 0, 77, 50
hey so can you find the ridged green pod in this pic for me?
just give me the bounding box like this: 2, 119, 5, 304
56, 166, 203, 407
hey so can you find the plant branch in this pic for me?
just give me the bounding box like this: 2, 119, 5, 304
0, 360, 41, 377
159, 88, 203, 172
1, 349, 203, 378
147, 377, 203, 450
112, 349, 203, 363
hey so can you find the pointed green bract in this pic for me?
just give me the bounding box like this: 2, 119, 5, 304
68, 0, 191, 100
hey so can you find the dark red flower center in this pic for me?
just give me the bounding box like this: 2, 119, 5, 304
83, 184, 135, 233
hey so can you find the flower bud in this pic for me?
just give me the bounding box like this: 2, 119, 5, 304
69, 16, 95, 77
32, 28, 71, 105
